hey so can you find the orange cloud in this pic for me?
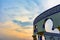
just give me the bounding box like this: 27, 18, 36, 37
0, 21, 33, 40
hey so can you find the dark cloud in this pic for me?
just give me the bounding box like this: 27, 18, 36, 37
13, 20, 32, 27
29, 17, 33, 20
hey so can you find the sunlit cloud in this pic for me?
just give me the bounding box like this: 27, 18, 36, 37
0, 0, 60, 40
0, 21, 33, 40
41, 0, 60, 11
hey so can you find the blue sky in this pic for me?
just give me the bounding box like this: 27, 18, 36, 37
1, 0, 60, 21
0, 0, 60, 40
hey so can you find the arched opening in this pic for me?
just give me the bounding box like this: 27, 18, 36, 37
44, 18, 53, 32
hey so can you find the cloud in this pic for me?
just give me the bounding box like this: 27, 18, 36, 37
41, 0, 60, 11
13, 20, 32, 27
1, 0, 60, 22
1, 0, 43, 23
1, 0, 60, 40
0, 21, 33, 40
14, 16, 32, 22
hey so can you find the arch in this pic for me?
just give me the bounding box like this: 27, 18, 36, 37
43, 18, 54, 32
33, 4, 60, 40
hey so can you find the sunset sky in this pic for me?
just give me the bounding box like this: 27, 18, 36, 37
0, 0, 60, 40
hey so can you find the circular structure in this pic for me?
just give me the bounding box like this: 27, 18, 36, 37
33, 4, 60, 40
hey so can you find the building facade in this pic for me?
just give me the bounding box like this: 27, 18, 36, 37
32, 4, 60, 40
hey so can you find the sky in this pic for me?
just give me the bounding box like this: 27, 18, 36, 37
0, 0, 60, 40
